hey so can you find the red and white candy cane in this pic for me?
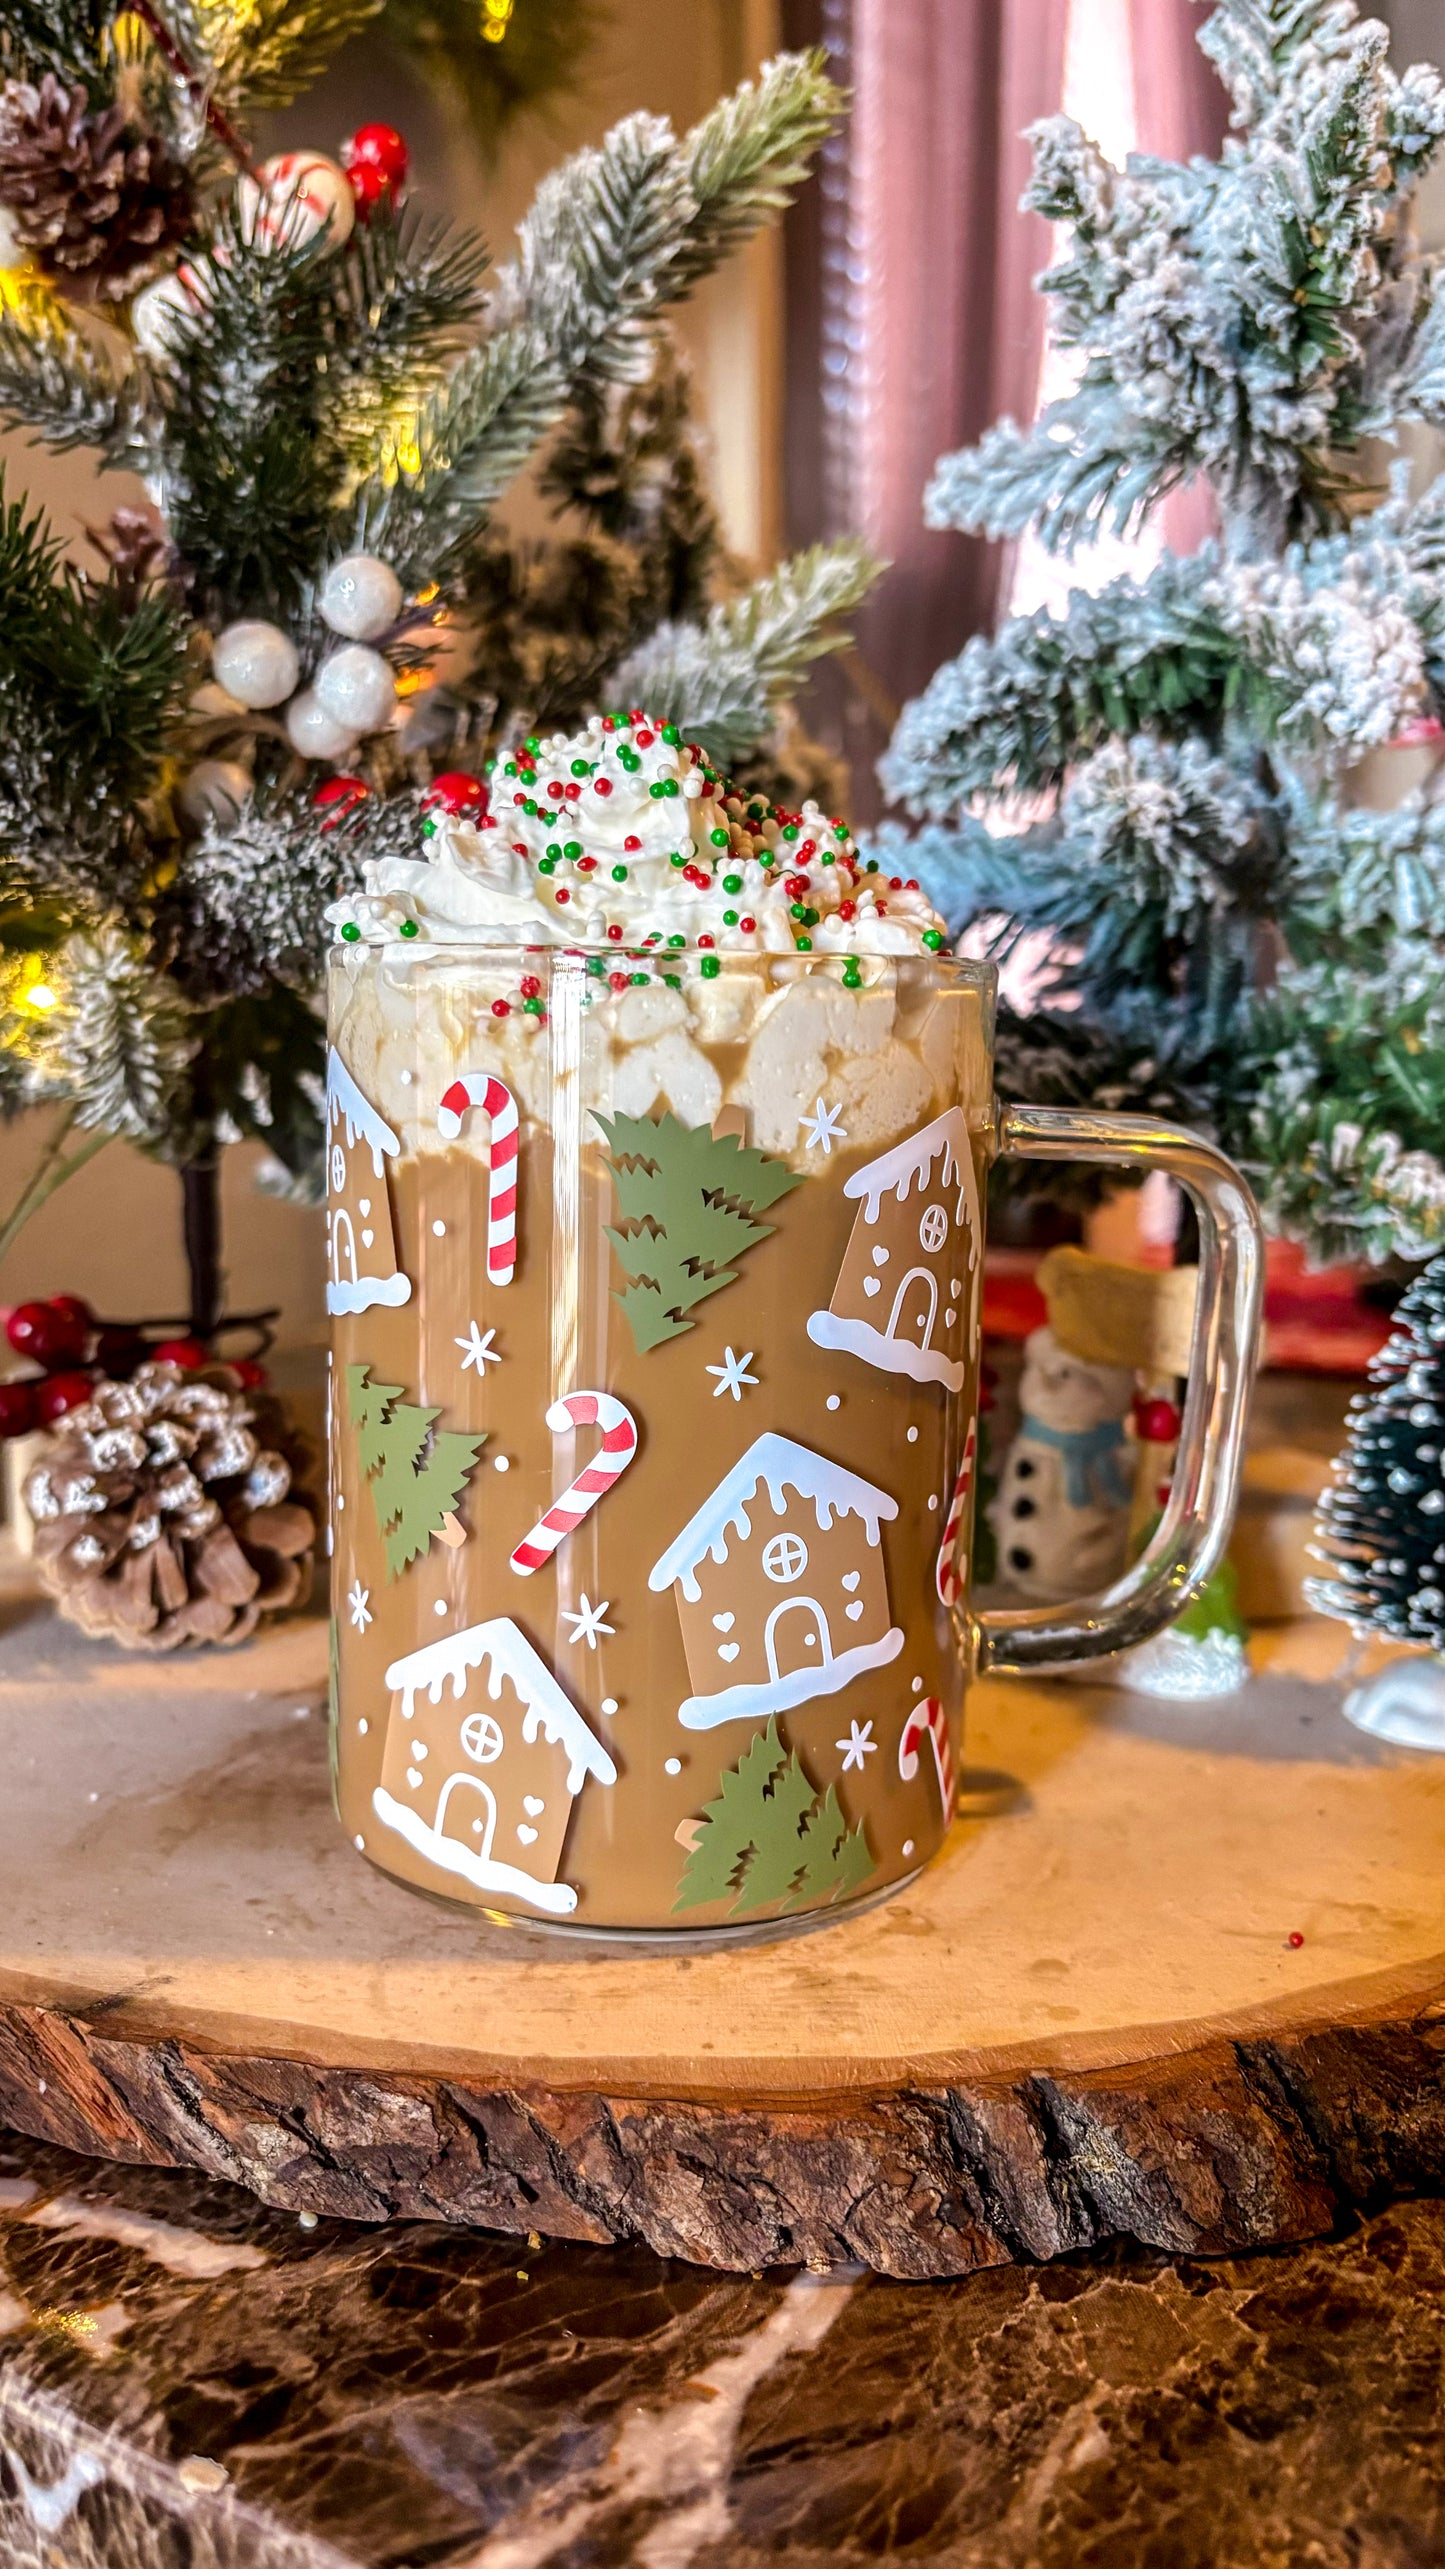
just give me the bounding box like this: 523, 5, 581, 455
437, 1073, 519, 1286
510, 1390, 638, 1576
935, 1419, 977, 1609
899, 1696, 954, 1819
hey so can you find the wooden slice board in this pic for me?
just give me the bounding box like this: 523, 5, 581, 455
2, 1586, 1444, 2277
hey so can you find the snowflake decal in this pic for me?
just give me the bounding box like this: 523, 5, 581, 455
347, 1580, 372, 1633
706, 1347, 758, 1401
799, 1098, 847, 1155
836, 1718, 876, 1773
456, 1321, 502, 1373
559, 1593, 614, 1650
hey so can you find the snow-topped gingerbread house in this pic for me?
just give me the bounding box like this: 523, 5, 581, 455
325, 1047, 413, 1318
806, 1107, 979, 1392
372, 1617, 616, 1916
648, 1431, 903, 1731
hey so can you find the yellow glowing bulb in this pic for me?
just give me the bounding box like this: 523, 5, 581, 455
25, 981, 56, 1012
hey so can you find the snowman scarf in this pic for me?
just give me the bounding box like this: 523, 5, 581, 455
1018, 1414, 1133, 1511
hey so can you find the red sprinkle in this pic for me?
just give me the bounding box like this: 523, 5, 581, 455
577, 855, 598, 872
607, 923, 623, 941
739, 915, 756, 932
635, 728, 654, 748
513, 793, 527, 807
554, 887, 570, 903
512, 842, 528, 857
624, 835, 641, 852
905, 878, 919, 891
876, 900, 888, 915
1287, 1931, 1305, 1949
563, 783, 581, 800
889, 875, 903, 890
785, 874, 810, 899
594, 777, 612, 796
547, 781, 565, 799
519, 975, 541, 999
491, 999, 511, 1017
602, 716, 617, 730
608, 970, 629, 991
839, 899, 857, 920
697, 933, 715, 948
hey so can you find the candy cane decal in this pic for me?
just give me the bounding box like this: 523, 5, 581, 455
510, 1390, 638, 1576
935, 1419, 977, 1608
899, 1696, 954, 1818
437, 1073, 519, 1285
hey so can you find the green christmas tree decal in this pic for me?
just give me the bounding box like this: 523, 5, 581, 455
346, 1365, 487, 1582
674, 1718, 874, 1918
594, 1110, 805, 1354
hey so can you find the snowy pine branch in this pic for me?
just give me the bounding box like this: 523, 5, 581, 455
192, 0, 384, 113
0, 286, 146, 463
0, 1, 112, 83
610, 540, 878, 764
674, 49, 844, 292
48, 925, 195, 1147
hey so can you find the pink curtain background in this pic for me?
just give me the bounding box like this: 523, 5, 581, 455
782, 0, 1229, 813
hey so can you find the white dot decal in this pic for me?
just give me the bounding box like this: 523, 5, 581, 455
494, 1454, 510, 1472
826, 1394, 841, 1411
601, 1697, 618, 1715
664, 1757, 682, 1775
357, 1717, 368, 1734
434, 1598, 448, 1614
354, 1834, 365, 1851
907, 1426, 919, 1444
902, 1840, 914, 1859
911, 1676, 924, 1694
433, 1219, 447, 1237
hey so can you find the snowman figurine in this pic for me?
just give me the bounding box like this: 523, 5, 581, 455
991, 1326, 1135, 1601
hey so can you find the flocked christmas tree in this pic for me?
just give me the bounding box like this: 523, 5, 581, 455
882, 0, 1445, 1267
1308, 1253, 1445, 1744
0, 4, 871, 1328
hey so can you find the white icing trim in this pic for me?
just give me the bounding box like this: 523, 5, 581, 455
383, 1615, 617, 1792
842, 1106, 974, 1224
327, 1046, 401, 1175
805, 1308, 965, 1393
648, 1431, 899, 1600
677, 1626, 904, 1730
326, 1270, 413, 1316
371, 1787, 578, 1914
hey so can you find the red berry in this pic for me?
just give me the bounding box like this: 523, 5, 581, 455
154, 1336, 208, 1370
0, 1380, 37, 1438
313, 775, 370, 831
343, 122, 410, 185
48, 1293, 92, 1334
233, 1358, 268, 1389
6, 1300, 86, 1366
35, 1369, 94, 1424
422, 771, 487, 817
345, 160, 391, 219
95, 1325, 145, 1377
1135, 1397, 1182, 1444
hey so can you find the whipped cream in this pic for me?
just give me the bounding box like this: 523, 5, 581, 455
326, 712, 948, 964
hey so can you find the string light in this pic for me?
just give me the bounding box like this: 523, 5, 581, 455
481, 0, 514, 41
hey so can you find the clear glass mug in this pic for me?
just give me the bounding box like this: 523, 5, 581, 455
326, 945, 1263, 1936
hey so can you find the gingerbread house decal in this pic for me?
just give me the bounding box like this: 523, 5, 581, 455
325, 1047, 412, 1318
648, 1432, 903, 1731
806, 1107, 979, 1392
372, 1617, 617, 1916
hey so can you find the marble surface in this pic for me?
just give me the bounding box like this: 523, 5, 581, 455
2, 2129, 1444, 2566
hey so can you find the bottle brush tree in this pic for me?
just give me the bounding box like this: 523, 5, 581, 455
880, 0, 1445, 1267
0, 2, 873, 1329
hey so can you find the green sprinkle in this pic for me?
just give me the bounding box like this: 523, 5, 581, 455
340, 920, 361, 942
834, 821, 849, 838
612, 864, 628, 882
781, 824, 799, 841
629, 971, 648, 985
524, 735, 540, 752
570, 759, 591, 777
795, 935, 813, 952
663, 973, 682, 989
484, 757, 497, 774
503, 761, 517, 777
669, 851, 686, 867
722, 873, 743, 894
421, 816, 438, 841
546, 842, 562, 860
522, 996, 544, 1016
789, 902, 808, 922
398, 918, 419, 939
661, 723, 681, 745
538, 857, 557, 874
586, 956, 606, 977
700, 953, 721, 979
866, 859, 880, 873
710, 828, 729, 848
649, 781, 665, 798
843, 961, 862, 989
923, 928, 945, 951
723, 910, 739, 926
803, 906, 820, 927
619, 748, 640, 771
564, 841, 582, 860
667, 932, 686, 948
661, 777, 679, 797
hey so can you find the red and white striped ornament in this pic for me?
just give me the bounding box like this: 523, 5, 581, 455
510, 1391, 638, 1577
935, 1419, 977, 1608
899, 1696, 954, 1818
238, 153, 356, 254
437, 1074, 519, 1285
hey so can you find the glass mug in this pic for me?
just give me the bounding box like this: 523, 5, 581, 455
326, 945, 1262, 1937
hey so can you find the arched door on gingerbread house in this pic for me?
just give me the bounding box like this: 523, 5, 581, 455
887, 1266, 938, 1355
765, 1596, 834, 1683
331, 1207, 359, 1296
435, 1772, 497, 1859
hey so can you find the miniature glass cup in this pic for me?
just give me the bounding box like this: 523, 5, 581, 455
326, 946, 1263, 1937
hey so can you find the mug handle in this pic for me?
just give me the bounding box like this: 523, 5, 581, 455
968, 1102, 1265, 1677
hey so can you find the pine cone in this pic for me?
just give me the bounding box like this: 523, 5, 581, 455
25, 1363, 316, 1650
0, 75, 194, 302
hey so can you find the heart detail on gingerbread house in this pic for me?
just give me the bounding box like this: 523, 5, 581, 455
717, 1642, 740, 1661
712, 1612, 736, 1632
